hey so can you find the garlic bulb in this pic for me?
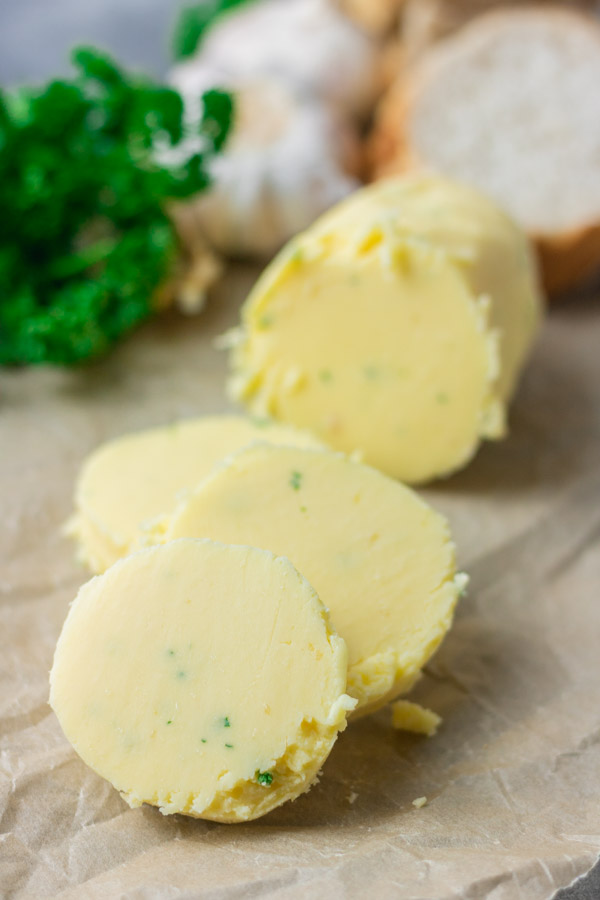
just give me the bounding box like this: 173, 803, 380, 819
164, 0, 385, 259
168, 67, 361, 258
194, 0, 381, 119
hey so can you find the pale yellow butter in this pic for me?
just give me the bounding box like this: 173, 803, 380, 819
50, 539, 355, 823
390, 700, 441, 736
68, 415, 322, 573
156, 444, 463, 714
228, 173, 543, 483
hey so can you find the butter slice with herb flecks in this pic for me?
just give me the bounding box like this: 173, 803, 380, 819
157, 444, 464, 714
67, 415, 323, 574
50, 539, 354, 822
228, 173, 542, 483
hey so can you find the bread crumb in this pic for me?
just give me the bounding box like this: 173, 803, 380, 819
347, 791, 358, 804
412, 796, 427, 809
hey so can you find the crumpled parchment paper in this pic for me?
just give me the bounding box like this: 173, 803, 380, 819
1, 267, 599, 899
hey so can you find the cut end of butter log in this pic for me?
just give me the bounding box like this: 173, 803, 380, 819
157, 444, 463, 714
67, 415, 322, 574
50, 539, 355, 822
228, 173, 543, 483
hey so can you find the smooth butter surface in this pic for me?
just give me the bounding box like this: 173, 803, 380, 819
228, 174, 543, 483
50, 539, 354, 822
69, 415, 322, 573
158, 445, 463, 713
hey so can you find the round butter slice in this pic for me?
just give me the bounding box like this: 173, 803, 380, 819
69, 415, 322, 573
160, 445, 463, 713
50, 539, 354, 823
228, 173, 543, 483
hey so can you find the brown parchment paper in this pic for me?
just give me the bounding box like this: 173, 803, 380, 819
1, 267, 599, 900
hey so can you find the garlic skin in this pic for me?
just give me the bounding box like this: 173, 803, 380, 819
161, 200, 224, 315
168, 67, 361, 258
334, 0, 404, 36
194, 0, 381, 119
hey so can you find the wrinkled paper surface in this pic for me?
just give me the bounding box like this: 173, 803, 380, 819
1, 268, 599, 899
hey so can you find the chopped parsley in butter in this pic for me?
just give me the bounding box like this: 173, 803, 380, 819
227, 174, 542, 483
50, 540, 355, 822
161, 445, 464, 714
69, 415, 323, 574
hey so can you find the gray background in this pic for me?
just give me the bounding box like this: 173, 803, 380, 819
0, 0, 185, 86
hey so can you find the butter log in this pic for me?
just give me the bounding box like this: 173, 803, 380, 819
227, 174, 543, 483
50, 539, 355, 822
68, 415, 322, 573
155, 444, 465, 714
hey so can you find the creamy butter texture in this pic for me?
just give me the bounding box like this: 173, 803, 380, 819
391, 700, 441, 736
68, 415, 322, 573
156, 444, 463, 713
50, 539, 355, 822
227, 173, 543, 482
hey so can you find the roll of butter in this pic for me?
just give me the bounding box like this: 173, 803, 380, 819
68, 415, 322, 573
50, 539, 355, 822
155, 444, 464, 714
227, 174, 543, 483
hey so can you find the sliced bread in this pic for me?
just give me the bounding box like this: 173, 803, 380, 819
400, 0, 599, 59
369, 7, 600, 295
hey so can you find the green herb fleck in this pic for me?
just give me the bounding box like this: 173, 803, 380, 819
286, 244, 304, 264
257, 314, 274, 330
364, 365, 380, 381
177, 670, 187, 679
250, 416, 271, 429
436, 392, 449, 405
289, 471, 302, 491
256, 771, 273, 785
167, 649, 176, 657
225, 743, 234, 749
223, 716, 231, 728
166, 720, 172, 725
318, 369, 333, 384
300, 505, 307, 513
201, 738, 207, 743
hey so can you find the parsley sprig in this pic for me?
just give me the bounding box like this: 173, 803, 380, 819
0, 46, 233, 366
256, 771, 273, 786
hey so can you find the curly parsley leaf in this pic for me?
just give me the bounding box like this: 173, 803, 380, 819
0, 46, 233, 366
256, 771, 273, 785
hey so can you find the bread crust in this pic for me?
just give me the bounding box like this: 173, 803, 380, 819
399, 0, 598, 59
534, 222, 600, 298
368, 6, 600, 297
